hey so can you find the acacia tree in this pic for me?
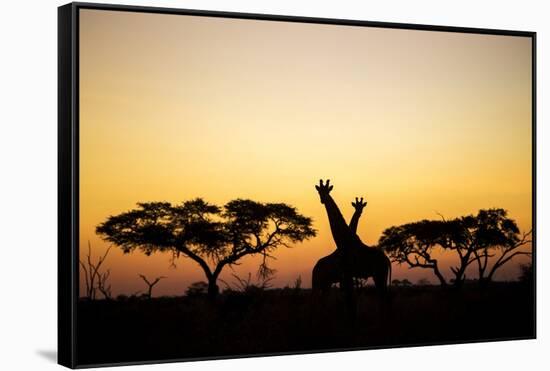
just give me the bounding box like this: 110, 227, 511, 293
96, 198, 316, 298
467, 209, 532, 285
378, 220, 449, 286
379, 209, 532, 287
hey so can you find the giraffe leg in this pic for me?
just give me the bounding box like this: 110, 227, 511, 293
373, 274, 386, 295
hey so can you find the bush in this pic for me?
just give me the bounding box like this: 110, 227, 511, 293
185, 281, 209, 297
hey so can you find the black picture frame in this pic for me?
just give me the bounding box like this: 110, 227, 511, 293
58, 2, 537, 368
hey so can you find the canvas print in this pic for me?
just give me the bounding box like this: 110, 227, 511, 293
74, 7, 534, 366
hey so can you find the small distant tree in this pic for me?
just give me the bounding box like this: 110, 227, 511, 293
391, 279, 402, 287
97, 269, 112, 300
417, 278, 430, 286
138, 274, 166, 299
185, 281, 209, 297
293, 275, 302, 290
96, 198, 316, 298
79, 242, 113, 300
401, 278, 412, 287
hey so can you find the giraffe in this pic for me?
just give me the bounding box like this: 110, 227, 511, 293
313, 180, 391, 295
312, 197, 367, 292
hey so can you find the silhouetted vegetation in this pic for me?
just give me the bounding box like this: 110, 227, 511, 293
138, 274, 166, 299
96, 198, 316, 298
77, 282, 534, 365
391, 279, 412, 287
518, 263, 533, 284
220, 272, 274, 295
184, 281, 209, 297
379, 209, 532, 287
79, 242, 113, 300
416, 278, 431, 286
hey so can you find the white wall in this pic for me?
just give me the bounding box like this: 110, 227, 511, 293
0, 0, 547, 369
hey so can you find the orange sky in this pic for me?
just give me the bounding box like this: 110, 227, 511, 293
79, 9, 532, 297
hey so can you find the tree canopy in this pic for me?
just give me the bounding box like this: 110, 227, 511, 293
96, 198, 316, 297
378, 208, 532, 287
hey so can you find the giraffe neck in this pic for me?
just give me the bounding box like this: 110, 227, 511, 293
349, 208, 363, 235
323, 195, 360, 250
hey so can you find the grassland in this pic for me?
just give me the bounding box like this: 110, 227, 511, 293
77, 282, 534, 366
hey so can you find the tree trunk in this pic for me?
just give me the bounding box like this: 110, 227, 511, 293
207, 276, 219, 299
452, 251, 474, 288
433, 265, 447, 287
453, 277, 464, 288
484, 264, 503, 285
452, 260, 469, 288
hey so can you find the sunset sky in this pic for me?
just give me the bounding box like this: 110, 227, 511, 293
79, 9, 532, 297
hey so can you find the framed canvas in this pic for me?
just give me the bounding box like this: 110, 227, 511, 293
58, 2, 536, 368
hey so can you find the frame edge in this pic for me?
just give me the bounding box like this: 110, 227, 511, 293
58, 2, 78, 369
72, 1, 535, 37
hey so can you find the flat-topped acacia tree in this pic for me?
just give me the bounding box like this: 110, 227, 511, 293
378, 208, 532, 287
96, 198, 316, 298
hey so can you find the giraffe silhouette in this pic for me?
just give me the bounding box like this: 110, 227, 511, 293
312, 197, 367, 291
313, 180, 391, 295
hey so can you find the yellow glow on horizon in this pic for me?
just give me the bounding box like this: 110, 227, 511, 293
79, 9, 532, 296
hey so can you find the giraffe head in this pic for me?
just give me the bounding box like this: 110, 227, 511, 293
351, 197, 367, 213
315, 179, 333, 204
